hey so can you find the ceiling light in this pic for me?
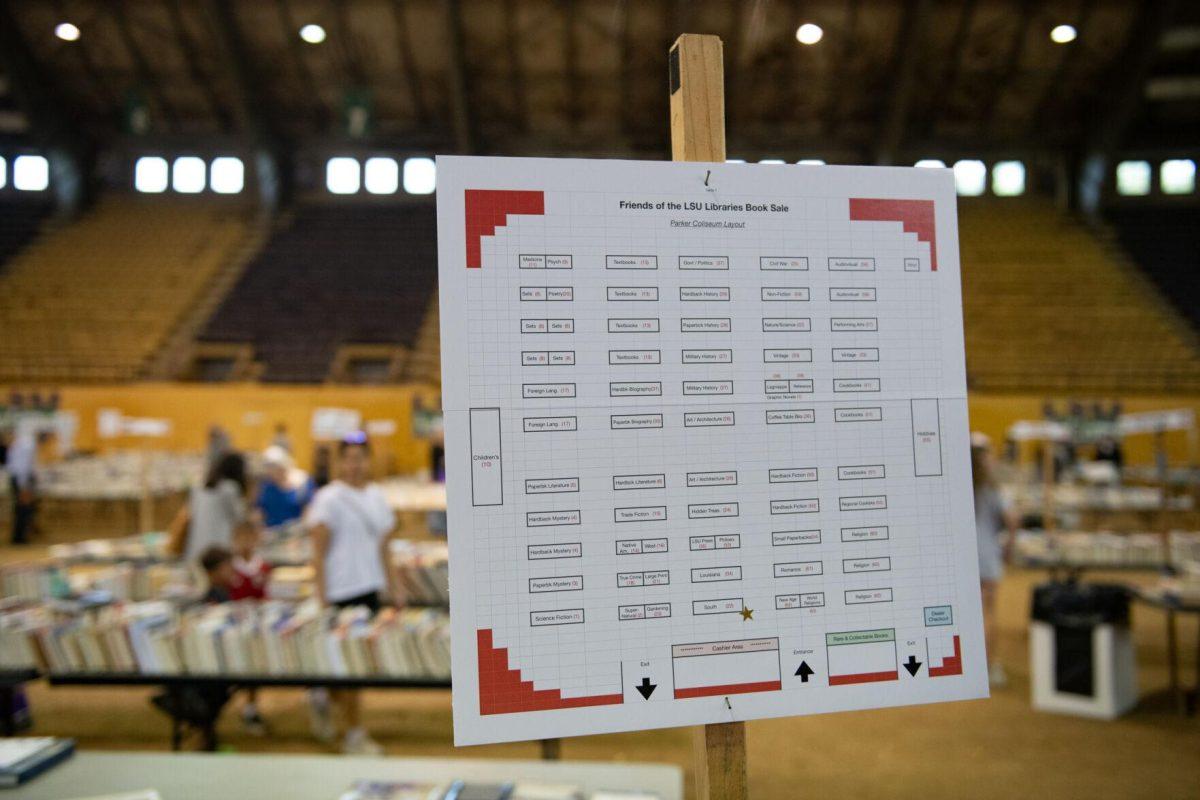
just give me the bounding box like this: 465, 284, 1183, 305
797, 159, 826, 166
299, 24, 326, 44
914, 159, 946, 169
55, 22, 80, 42
1050, 24, 1076, 44
795, 23, 823, 45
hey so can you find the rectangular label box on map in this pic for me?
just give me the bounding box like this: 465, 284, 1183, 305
617, 570, 670, 587
610, 381, 662, 397
760, 256, 808, 271
609, 349, 661, 365
828, 257, 875, 271
839, 495, 888, 511
830, 317, 878, 332
681, 317, 731, 332
841, 525, 890, 542
684, 411, 735, 427
520, 287, 575, 301
690, 534, 741, 550
776, 592, 826, 609
688, 502, 739, 519
530, 609, 585, 626
682, 349, 733, 363
523, 416, 578, 432
838, 465, 885, 480
469, 408, 503, 507
608, 286, 659, 301
687, 471, 738, 487
519, 254, 573, 270
692, 566, 743, 583
772, 530, 822, 546
680, 286, 731, 301
615, 538, 669, 555
679, 256, 729, 270
523, 383, 577, 398
911, 398, 944, 477
834, 407, 882, 422
619, 603, 672, 620
761, 287, 810, 301
834, 378, 880, 393
526, 510, 581, 527
764, 348, 812, 363
773, 561, 823, 578
683, 380, 734, 395
844, 588, 893, 605
765, 380, 814, 395
529, 575, 583, 592
925, 605, 953, 626
525, 477, 579, 494
692, 598, 743, 615
607, 255, 657, 270
611, 414, 663, 429
522, 350, 577, 366
521, 318, 575, 333
609, 318, 660, 333
843, 557, 891, 573
615, 506, 667, 523
613, 473, 666, 490
766, 408, 816, 425
769, 467, 818, 483
762, 317, 811, 332
831, 347, 879, 362
770, 498, 820, 514
527, 542, 582, 560
829, 287, 877, 301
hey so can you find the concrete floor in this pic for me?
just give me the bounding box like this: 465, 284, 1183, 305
14, 567, 1198, 799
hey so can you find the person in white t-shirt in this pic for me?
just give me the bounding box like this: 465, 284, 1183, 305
306, 432, 398, 755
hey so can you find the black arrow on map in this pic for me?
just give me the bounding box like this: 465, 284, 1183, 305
903, 655, 923, 676
636, 677, 657, 699
795, 661, 814, 682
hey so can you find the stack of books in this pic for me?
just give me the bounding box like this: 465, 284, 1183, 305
0, 737, 74, 788
390, 540, 449, 606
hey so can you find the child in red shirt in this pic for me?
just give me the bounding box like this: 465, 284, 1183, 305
230, 523, 271, 600
230, 524, 271, 734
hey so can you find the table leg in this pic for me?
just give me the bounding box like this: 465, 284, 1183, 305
0, 686, 14, 737
539, 738, 561, 761
1166, 609, 1184, 716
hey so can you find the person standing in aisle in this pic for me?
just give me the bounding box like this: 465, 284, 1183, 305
4, 426, 41, 545
255, 446, 313, 527
168, 452, 254, 564
971, 433, 1017, 687
306, 432, 398, 755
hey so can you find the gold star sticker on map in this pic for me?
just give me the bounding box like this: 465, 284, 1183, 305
740, 605, 754, 621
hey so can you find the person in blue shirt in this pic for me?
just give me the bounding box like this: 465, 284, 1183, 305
255, 446, 313, 528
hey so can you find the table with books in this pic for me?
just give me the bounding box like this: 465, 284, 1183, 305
12, 750, 684, 800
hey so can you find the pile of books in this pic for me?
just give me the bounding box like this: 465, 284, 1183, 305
391, 540, 449, 606
1013, 530, 1200, 568
6, 599, 451, 680
0, 737, 74, 788
39, 451, 204, 500
0, 560, 192, 604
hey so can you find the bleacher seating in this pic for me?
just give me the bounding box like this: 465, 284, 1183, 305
1105, 206, 1200, 334
0, 200, 52, 272
0, 197, 251, 382
199, 203, 437, 383
959, 199, 1200, 393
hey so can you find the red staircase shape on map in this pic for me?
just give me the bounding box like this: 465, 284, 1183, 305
477, 629, 624, 715
465, 189, 545, 268
928, 635, 963, 677
849, 198, 938, 271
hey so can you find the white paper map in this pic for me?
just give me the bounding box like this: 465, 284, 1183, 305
436, 156, 987, 745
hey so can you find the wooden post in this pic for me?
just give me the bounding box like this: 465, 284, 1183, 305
669, 32, 748, 800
